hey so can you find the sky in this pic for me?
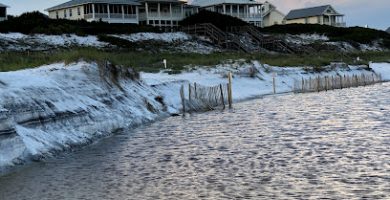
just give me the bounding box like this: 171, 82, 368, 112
2, 0, 389, 30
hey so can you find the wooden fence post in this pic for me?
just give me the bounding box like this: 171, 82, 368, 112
325, 76, 328, 91
228, 72, 233, 109
188, 83, 192, 103
316, 76, 320, 92
194, 82, 197, 98
272, 72, 276, 94
220, 84, 225, 109
180, 85, 185, 115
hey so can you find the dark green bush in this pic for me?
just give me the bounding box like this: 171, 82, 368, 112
97, 35, 136, 48
0, 11, 160, 35
260, 24, 390, 44
180, 10, 249, 31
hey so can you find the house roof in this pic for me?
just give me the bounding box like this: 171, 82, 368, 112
285, 5, 343, 20
386, 27, 390, 33
137, 0, 186, 2
191, 0, 263, 7
0, 3, 9, 7
46, 0, 141, 11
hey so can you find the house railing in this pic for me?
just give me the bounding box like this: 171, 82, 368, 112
84, 13, 137, 19
331, 22, 346, 27
110, 13, 123, 18
124, 14, 137, 19
225, 13, 262, 20
147, 12, 183, 18
94, 13, 109, 19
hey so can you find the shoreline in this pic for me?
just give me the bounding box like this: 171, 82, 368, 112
1, 61, 389, 175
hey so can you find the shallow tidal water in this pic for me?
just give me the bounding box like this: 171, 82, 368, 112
0, 83, 389, 200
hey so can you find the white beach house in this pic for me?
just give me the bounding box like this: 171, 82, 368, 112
261, 1, 285, 27
285, 5, 346, 27
46, 0, 188, 28
46, 0, 141, 24
190, 0, 264, 27
46, 0, 289, 28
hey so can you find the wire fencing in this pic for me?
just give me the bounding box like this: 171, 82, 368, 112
294, 72, 382, 93
180, 73, 233, 114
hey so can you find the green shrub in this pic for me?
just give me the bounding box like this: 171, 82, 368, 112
261, 24, 390, 44
1, 48, 389, 73
180, 10, 249, 31
97, 35, 136, 48
0, 11, 160, 35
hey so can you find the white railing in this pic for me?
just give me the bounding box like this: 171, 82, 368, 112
124, 14, 137, 19
110, 13, 123, 18
147, 12, 183, 18
324, 21, 346, 27
331, 22, 346, 27
84, 13, 137, 20
226, 13, 262, 20
94, 13, 109, 19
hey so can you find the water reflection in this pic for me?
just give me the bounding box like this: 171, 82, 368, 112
0, 83, 389, 200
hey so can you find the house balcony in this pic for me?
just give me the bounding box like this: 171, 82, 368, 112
139, 12, 184, 21
140, 12, 183, 20
84, 13, 138, 24
223, 12, 262, 21
323, 21, 346, 27
330, 22, 346, 27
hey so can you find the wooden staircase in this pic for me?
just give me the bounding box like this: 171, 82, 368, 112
181, 23, 252, 53
227, 25, 295, 54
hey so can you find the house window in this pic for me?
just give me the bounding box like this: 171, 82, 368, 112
317, 16, 321, 23
56, 11, 59, 19
64, 10, 67, 18
69, 9, 72, 17
77, 7, 81, 15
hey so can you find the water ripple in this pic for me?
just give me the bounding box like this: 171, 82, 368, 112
0, 83, 389, 200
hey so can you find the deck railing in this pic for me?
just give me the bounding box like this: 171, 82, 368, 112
84, 13, 137, 20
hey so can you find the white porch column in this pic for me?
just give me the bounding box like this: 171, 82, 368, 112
181, 4, 184, 18
169, 3, 173, 27
230, 5, 233, 16
92, 4, 95, 19
223, 4, 226, 14
246, 5, 249, 18
136, 6, 139, 24
145, 2, 149, 25
158, 3, 161, 26
237, 5, 240, 17
121, 5, 125, 21
107, 4, 110, 19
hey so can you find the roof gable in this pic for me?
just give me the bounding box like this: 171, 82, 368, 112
386, 27, 390, 33
285, 5, 342, 20
0, 3, 9, 7
191, 0, 262, 7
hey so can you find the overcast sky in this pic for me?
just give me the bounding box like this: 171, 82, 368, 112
2, 0, 389, 30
